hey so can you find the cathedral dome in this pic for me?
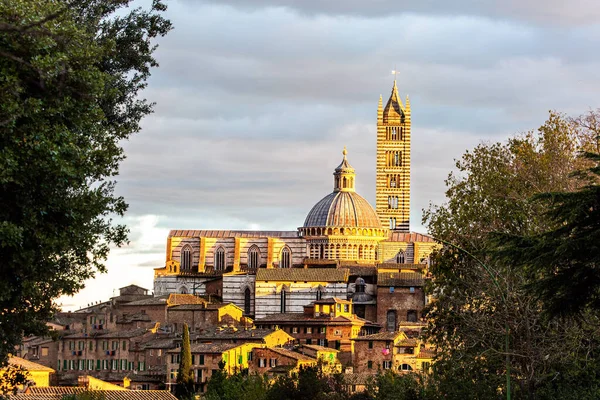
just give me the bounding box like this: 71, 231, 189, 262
303, 191, 382, 229
303, 148, 382, 230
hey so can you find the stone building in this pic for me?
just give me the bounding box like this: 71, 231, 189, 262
152, 80, 438, 331
248, 347, 317, 377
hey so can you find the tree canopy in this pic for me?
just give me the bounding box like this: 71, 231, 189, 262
495, 111, 600, 316
175, 323, 194, 399
0, 0, 171, 363
423, 110, 600, 399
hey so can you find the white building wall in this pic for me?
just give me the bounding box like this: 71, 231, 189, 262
222, 274, 256, 315
254, 282, 347, 319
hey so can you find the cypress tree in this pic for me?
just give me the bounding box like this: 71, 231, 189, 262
175, 323, 195, 399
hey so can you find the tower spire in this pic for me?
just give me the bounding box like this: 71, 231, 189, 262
376, 77, 411, 232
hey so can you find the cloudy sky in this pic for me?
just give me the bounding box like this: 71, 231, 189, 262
59, 0, 600, 309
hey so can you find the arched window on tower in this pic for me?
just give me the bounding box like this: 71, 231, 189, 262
244, 288, 251, 315
390, 218, 397, 230
281, 247, 291, 268
394, 152, 401, 167
248, 246, 260, 269
180, 245, 192, 271
396, 251, 405, 264
214, 246, 225, 271
391, 127, 397, 140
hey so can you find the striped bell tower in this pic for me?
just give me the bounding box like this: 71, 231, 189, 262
376, 80, 411, 232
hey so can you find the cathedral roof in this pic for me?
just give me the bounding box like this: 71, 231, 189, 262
303, 191, 382, 229
382, 80, 404, 124
256, 268, 348, 282
168, 230, 297, 238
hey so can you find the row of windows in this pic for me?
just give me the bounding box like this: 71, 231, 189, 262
366, 361, 413, 371
387, 196, 400, 209
387, 174, 403, 188
334, 175, 354, 190
385, 151, 402, 167
180, 245, 293, 270
384, 126, 404, 141
170, 354, 205, 365
65, 340, 126, 351
287, 326, 327, 334
57, 359, 144, 371
386, 310, 419, 332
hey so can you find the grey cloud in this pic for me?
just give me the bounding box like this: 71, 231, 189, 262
190, 0, 600, 26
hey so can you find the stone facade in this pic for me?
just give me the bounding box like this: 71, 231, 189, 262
376, 81, 411, 231
166, 303, 244, 333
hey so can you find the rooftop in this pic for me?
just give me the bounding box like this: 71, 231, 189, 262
268, 347, 316, 362
13, 387, 176, 400
377, 272, 424, 287
188, 343, 240, 354
169, 230, 297, 238
353, 331, 403, 341
256, 268, 348, 282
8, 357, 54, 372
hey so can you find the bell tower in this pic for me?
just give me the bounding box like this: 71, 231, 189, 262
376, 80, 411, 231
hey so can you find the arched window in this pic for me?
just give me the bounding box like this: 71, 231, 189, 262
316, 287, 324, 301
244, 288, 251, 315
396, 251, 405, 264
214, 247, 225, 271
280, 247, 291, 268
180, 245, 192, 271
390, 218, 397, 230
248, 246, 260, 269
386, 310, 397, 332
280, 289, 287, 313
179, 286, 188, 294
343, 176, 347, 188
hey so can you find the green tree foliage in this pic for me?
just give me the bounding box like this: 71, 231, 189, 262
363, 371, 429, 400
175, 323, 195, 399
205, 361, 269, 400
423, 111, 600, 399
0, 0, 171, 363
495, 111, 600, 316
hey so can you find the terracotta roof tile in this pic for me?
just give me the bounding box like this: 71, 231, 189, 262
387, 232, 435, 243
377, 272, 424, 287
256, 268, 348, 282
353, 331, 403, 341
269, 348, 316, 362
188, 343, 240, 353
18, 387, 177, 400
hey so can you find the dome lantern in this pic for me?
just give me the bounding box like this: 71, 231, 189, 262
333, 147, 356, 193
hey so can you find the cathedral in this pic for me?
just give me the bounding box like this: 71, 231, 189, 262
153, 80, 437, 331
